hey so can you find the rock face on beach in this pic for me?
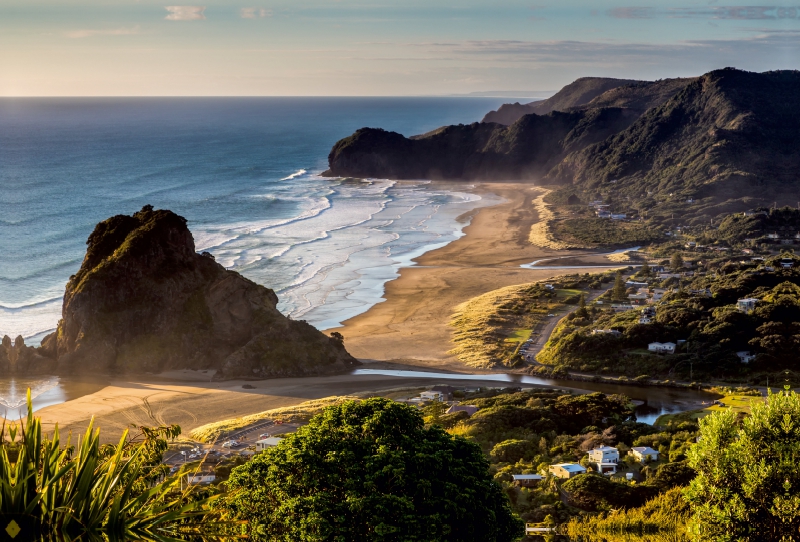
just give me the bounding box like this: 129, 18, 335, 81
0, 335, 56, 374
37, 206, 359, 378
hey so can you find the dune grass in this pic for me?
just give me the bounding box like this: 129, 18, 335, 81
528, 190, 589, 249
448, 281, 574, 368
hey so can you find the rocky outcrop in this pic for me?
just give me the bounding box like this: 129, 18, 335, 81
0, 335, 55, 374
37, 206, 359, 378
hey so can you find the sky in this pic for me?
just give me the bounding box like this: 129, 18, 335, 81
1, 0, 799, 96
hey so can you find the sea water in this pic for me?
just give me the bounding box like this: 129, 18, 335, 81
0, 97, 514, 343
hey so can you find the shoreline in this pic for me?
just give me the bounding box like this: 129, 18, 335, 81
327, 182, 624, 370
30, 181, 629, 441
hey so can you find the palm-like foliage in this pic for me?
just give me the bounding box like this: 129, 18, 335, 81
0, 389, 221, 540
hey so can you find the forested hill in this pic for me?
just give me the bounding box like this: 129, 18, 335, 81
481, 77, 641, 125
325, 69, 800, 220
546, 69, 800, 216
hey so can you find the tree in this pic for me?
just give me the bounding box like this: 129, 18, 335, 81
685, 390, 800, 539
575, 294, 589, 319
611, 271, 627, 301
221, 398, 524, 541
637, 260, 651, 277
671, 253, 684, 271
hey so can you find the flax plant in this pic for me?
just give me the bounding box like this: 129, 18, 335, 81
0, 389, 223, 540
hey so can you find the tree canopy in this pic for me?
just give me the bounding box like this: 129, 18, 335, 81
221, 398, 524, 541
685, 390, 800, 539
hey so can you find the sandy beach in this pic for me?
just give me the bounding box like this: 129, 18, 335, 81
329, 182, 621, 369
34, 182, 624, 441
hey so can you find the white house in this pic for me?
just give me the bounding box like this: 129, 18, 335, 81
549, 463, 587, 479
186, 468, 216, 485
648, 342, 676, 354
736, 351, 756, 364
736, 298, 758, 314
420, 391, 445, 402
588, 446, 619, 474
511, 474, 543, 488
630, 447, 659, 463
256, 437, 284, 452
638, 316, 652, 325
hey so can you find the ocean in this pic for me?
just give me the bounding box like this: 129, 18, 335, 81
0, 97, 515, 344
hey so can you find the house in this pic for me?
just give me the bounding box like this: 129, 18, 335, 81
611, 304, 634, 312
628, 293, 648, 305
651, 289, 666, 302
549, 463, 587, 479
588, 446, 619, 474
186, 467, 216, 485
638, 316, 652, 324
611, 213, 627, 220
685, 241, 696, 248
544, 284, 555, 291
648, 342, 676, 354
420, 391, 445, 402
767, 232, 780, 240
736, 351, 756, 364
256, 437, 284, 452
657, 273, 681, 280
446, 405, 478, 416
630, 447, 659, 463
625, 280, 648, 288
596, 210, 612, 218
641, 306, 656, 317
736, 298, 758, 314
511, 474, 543, 488
781, 259, 795, 269
430, 385, 456, 401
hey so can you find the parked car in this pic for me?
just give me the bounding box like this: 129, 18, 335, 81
259, 433, 271, 439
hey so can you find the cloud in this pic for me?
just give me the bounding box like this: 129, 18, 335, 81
609, 7, 656, 19
418, 34, 800, 68
609, 5, 800, 20
164, 6, 206, 21
65, 26, 140, 39
241, 7, 272, 19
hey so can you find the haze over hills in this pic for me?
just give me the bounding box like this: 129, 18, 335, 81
325, 68, 800, 222
36, 206, 358, 378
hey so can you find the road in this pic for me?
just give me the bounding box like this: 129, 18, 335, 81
522, 287, 611, 364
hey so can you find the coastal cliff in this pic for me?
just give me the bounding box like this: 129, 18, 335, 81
38, 206, 358, 378
325, 69, 800, 215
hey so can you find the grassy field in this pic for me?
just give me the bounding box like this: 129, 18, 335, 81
505, 328, 532, 343
655, 394, 757, 426
449, 280, 592, 368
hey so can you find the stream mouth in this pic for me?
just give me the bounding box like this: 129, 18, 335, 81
350, 368, 716, 425
520, 246, 642, 270
0, 377, 107, 419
